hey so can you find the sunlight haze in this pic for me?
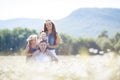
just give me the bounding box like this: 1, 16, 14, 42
0, 0, 120, 20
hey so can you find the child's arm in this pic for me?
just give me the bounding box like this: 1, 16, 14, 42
25, 45, 32, 57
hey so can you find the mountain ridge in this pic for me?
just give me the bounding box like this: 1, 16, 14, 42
0, 8, 120, 37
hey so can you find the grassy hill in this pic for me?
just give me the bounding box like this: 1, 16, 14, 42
0, 18, 44, 31
55, 8, 120, 37
0, 8, 120, 37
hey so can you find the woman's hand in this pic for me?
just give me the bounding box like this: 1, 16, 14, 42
47, 43, 52, 48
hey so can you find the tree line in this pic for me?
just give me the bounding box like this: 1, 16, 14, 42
0, 27, 37, 55
0, 27, 120, 55
58, 31, 120, 55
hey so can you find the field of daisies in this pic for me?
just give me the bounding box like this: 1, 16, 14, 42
0, 52, 120, 80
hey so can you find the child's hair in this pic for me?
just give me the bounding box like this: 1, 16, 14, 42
40, 32, 46, 37
40, 30, 44, 34
26, 34, 37, 42
26, 34, 37, 46
39, 40, 47, 44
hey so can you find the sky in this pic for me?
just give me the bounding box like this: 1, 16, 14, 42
0, 0, 120, 20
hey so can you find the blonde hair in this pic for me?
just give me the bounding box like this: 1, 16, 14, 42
26, 34, 37, 42
40, 32, 46, 37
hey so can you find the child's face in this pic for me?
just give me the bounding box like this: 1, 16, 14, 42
40, 32, 46, 39
30, 38, 37, 45
41, 34, 46, 39
39, 42, 47, 50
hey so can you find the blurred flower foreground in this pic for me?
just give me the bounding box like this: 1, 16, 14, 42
0, 53, 120, 80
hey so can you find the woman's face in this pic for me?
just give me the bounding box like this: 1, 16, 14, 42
45, 21, 52, 30
39, 42, 47, 50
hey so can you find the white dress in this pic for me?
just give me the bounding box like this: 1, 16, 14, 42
34, 53, 52, 63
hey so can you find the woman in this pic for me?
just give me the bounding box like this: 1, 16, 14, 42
25, 34, 38, 62
43, 20, 61, 58
32, 40, 58, 63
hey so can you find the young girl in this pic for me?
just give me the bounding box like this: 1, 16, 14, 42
32, 40, 58, 63
25, 34, 38, 62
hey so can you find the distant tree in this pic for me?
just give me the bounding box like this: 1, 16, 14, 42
0, 27, 37, 55
86, 38, 99, 48
98, 30, 108, 38
57, 33, 73, 55
0, 29, 12, 52
114, 41, 120, 53
86, 38, 101, 54
111, 32, 120, 44
111, 32, 120, 53
0, 27, 119, 55
96, 37, 113, 52
72, 37, 88, 55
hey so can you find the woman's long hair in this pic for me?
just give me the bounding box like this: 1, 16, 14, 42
44, 20, 57, 44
